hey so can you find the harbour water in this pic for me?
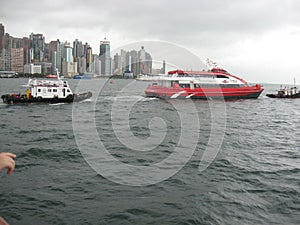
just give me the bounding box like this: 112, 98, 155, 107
0, 78, 299, 225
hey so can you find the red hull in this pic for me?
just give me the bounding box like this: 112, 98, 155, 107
145, 85, 264, 99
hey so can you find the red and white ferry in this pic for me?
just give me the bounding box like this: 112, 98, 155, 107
145, 68, 264, 99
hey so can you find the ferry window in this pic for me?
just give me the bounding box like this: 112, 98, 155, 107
67, 89, 71, 93
48, 89, 52, 92
38, 89, 41, 92
194, 84, 201, 88
217, 75, 229, 79
179, 84, 190, 88
53, 89, 57, 92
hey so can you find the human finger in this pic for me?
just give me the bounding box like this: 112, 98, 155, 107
2, 152, 16, 159
6, 158, 15, 174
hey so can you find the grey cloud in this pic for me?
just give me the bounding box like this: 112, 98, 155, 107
1, 0, 297, 41
1, 0, 300, 83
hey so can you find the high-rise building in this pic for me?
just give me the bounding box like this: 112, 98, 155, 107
30, 33, 45, 62
99, 37, 111, 75
0, 23, 4, 50
78, 56, 86, 74
61, 42, 77, 76
113, 53, 121, 74
129, 50, 139, 75
0, 48, 10, 71
138, 46, 152, 74
63, 42, 73, 63
22, 37, 32, 65
11, 48, 24, 73
52, 51, 57, 73
86, 46, 93, 72
49, 40, 62, 73
114, 47, 153, 76
73, 39, 84, 59
160, 60, 166, 74
93, 55, 101, 75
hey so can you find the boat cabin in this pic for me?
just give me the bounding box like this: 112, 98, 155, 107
278, 86, 299, 97
26, 78, 73, 99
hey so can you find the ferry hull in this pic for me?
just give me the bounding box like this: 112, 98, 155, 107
145, 86, 264, 100
1, 92, 92, 104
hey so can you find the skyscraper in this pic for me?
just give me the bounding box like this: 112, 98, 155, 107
138, 46, 152, 74
11, 48, 24, 73
86, 46, 93, 72
61, 42, 77, 76
0, 23, 5, 51
99, 37, 111, 75
49, 40, 62, 73
29, 33, 45, 62
73, 39, 84, 59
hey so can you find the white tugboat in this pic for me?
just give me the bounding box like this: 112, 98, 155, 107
266, 86, 300, 98
1, 71, 92, 104
266, 78, 300, 98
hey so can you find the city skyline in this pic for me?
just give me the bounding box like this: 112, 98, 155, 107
0, 23, 157, 77
1, 0, 300, 83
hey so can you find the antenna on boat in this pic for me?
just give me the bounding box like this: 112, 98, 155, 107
56, 68, 61, 80
294, 77, 296, 87
206, 58, 217, 70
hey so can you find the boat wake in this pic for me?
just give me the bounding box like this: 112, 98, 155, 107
50, 103, 68, 106
80, 99, 92, 103
102, 95, 154, 102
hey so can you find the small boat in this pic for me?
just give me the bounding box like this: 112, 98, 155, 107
145, 68, 264, 99
1, 74, 92, 104
73, 75, 91, 79
266, 86, 300, 98
46, 74, 58, 79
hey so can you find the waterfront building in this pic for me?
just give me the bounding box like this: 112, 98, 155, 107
62, 61, 78, 77
24, 63, 42, 74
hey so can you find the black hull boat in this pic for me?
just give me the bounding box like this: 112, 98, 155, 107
266, 86, 300, 99
266, 93, 300, 98
1, 92, 92, 104
1, 73, 92, 104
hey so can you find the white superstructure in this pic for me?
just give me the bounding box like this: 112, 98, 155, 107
24, 78, 73, 99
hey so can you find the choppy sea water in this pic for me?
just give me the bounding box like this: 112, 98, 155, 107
0, 78, 299, 225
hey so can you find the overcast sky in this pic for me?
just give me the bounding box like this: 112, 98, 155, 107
1, 0, 300, 83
